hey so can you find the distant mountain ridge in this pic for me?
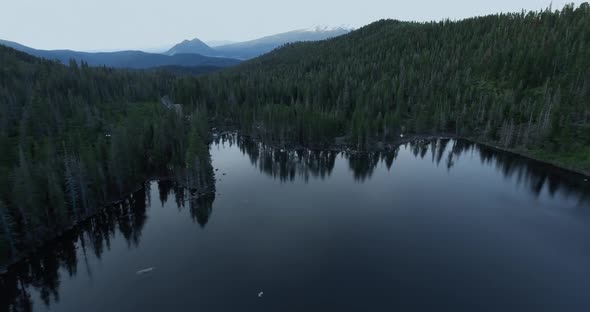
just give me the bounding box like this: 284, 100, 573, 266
205, 40, 237, 47
0, 25, 351, 69
0, 39, 240, 69
166, 26, 352, 60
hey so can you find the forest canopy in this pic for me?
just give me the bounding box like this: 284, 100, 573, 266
0, 46, 214, 263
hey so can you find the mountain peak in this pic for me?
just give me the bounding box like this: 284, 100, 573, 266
166, 38, 216, 56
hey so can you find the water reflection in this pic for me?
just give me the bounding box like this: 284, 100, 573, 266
190, 193, 215, 228
220, 134, 590, 203
346, 152, 381, 182
0, 182, 216, 311
216, 134, 337, 182
2, 136, 590, 311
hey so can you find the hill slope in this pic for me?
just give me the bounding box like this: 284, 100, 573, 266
0, 44, 214, 264
215, 26, 351, 59
193, 4, 590, 172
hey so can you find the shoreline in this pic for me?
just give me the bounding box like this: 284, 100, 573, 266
3, 133, 588, 274
228, 130, 590, 178
460, 137, 590, 178
0, 178, 215, 275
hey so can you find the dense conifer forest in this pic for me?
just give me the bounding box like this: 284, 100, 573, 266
189, 4, 590, 170
1, 3, 589, 266
0, 47, 214, 264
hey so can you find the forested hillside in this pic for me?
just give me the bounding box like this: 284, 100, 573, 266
189, 4, 590, 171
0, 46, 214, 263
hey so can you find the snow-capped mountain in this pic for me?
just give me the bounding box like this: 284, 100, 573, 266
301, 25, 354, 33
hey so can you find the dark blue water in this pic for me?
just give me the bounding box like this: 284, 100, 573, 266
2, 137, 590, 311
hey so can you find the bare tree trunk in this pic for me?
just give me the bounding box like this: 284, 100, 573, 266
64, 156, 79, 223
0, 200, 16, 260
76, 159, 89, 218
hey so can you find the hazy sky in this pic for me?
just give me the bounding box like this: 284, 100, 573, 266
0, 0, 583, 51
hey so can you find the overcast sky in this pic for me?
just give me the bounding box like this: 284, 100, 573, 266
0, 0, 583, 51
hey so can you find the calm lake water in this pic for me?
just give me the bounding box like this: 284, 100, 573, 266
2, 136, 590, 311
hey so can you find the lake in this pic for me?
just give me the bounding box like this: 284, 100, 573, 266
2, 136, 590, 311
